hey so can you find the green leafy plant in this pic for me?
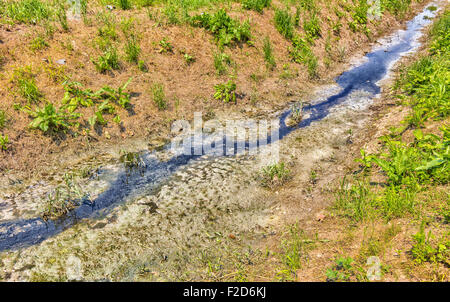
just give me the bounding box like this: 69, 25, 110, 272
0, 134, 9, 151
61, 80, 95, 113
158, 37, 173, 53
98, 19, 118, 42
289, 36, 318, 78
214, 80, 236, 103
303, 13, 321, 42
138, 60, 148, 72
95, 77, 133, 109
191, 9, 251, 48
25, 103, 80, 133
298, 0, 317, 13
326, 257, 355, 282
183, 53, 195, 64
260, 162, 291, 188
60, 79, 132, 128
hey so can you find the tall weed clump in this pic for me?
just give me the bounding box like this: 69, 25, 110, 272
274, 8, 294, 40
190, 9, 251, 49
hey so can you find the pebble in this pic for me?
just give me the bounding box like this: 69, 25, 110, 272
56, 59, 66, 65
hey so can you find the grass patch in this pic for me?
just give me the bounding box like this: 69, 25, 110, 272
124, 36, 141, 63
0, 110, 6, 129
213, 51, 231, 75
274, 8, 294, 40
242, 0, 271, 13
263, 36, 276, 70
0, 134, 9, 151
42, 173, 84, 220
260, 162, 291, 188
151, 83, 167, 110
277, 223, 314, 281
29, 34, 49, 52
11, 66, 43, 104
0, 0, 52, 24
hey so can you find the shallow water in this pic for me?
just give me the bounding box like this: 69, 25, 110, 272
0, 3, 441, 252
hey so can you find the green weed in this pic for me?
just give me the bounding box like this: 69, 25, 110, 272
95, 77, 133, 109
42, 173, 84, 220
289, 36, 318, 78
57, 4, 69, 31
214, 80, 236, 103
213, 52, 231, 75
0, 110, 6, 129
303, 13, 321, 42
191, 9, 251, 49
24, 103, 80, 133
277, 223, 314, 280
158, 37, 173, 53
242, 0, 271, 13
138, 60, 148, 72
151, 83, 167, 110
263, 36, 276, 70
0, 134, 8, 151
274, 8, 293, 40
11, 66, 43, 104
260, 162, 291, 188
93, 47, 120, 73
117, 0, 132, 10
124, 36, 141, 63
326, 257, 355, 282
120, 150, 145, 175
381, 0, 411, 19
29, 34, 48, 52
